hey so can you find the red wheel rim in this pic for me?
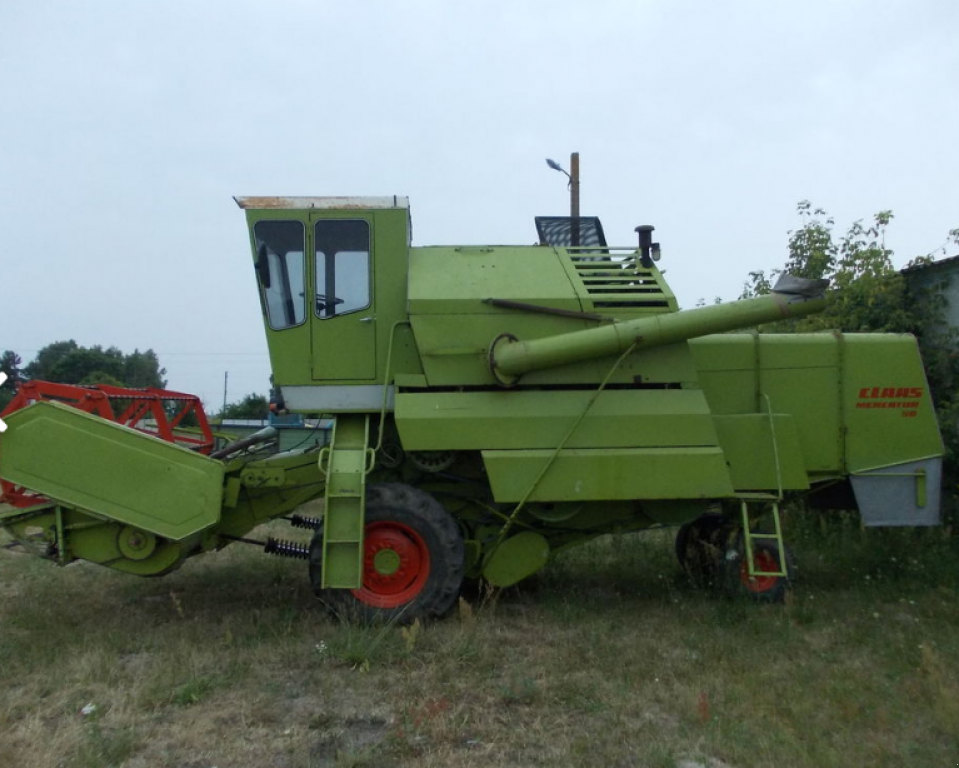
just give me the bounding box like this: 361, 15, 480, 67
352, 521, 431, 609
740, 549, 779, 593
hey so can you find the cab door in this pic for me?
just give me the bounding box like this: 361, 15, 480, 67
309, 216, 377, 381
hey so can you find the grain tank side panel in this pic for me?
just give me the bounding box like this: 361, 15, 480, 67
711, 414, 809, 491
693, 332, 945, 523
687, 335, 759, 415
758, 367, 842, 473
693, 334, 844, 476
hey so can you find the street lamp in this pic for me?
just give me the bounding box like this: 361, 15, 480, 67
545, 152, 580, 246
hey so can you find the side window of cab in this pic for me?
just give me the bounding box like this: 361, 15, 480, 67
253, 220, 306, 330
314, 220, 371, 319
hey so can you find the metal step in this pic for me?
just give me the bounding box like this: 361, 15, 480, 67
318, 414, 371, 588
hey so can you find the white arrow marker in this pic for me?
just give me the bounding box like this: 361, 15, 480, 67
0, 372, 7, 432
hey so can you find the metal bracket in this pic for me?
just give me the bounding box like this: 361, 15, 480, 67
240, 467, 287, 488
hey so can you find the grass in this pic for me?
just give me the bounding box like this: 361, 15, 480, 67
0, 510, 957, 767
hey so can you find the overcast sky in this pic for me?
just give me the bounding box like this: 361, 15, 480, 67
2, 1, 957, 408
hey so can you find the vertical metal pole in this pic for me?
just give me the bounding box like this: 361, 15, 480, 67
222, 371, 228, 415
570, 152, 580, 247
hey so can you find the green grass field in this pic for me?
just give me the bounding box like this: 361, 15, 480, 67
1, 512, 957, 768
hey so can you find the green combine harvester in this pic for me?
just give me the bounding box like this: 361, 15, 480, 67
0, 194, 943, 622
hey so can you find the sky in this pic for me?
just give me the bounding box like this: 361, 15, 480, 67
1, 1, 957, 409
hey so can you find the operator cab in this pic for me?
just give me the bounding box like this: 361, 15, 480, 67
236, 196, 412, 411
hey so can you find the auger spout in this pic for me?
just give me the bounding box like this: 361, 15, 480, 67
488, 275, 828, 384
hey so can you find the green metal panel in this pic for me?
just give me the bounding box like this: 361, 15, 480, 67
693, 332, 943, 479
409, 312, 591, 386
752, 333, 841, 369
689, 335, 758, 415
408, 246, 583, 316
482, 447, 735, 502
482, 532, 550, 587
759, 367, 842, 472
1, 401, 223, 540
395, 389, 721, 450
712, 414, 809, 491
693, 334, 843, 473
841, 335, 942, 471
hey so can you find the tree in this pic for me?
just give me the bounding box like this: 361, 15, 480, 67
784, 200, 837, 281
1, 350, 23, 380
0, 350, 22, 410
219, 393, 270, 420
23, 340, 79, 380
20, 341, 167, 389
742, 203, 950, 340
48, 346, 124, 385
124, 349, 167, 389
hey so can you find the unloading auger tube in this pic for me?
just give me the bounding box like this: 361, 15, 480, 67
488, 274, 829, 386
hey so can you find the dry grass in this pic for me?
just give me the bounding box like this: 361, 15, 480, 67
1, 510, 957, 768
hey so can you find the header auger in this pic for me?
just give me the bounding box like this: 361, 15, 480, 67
0, 192, 944, 623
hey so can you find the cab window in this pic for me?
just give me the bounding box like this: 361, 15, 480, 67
315, 220, 371, 319
253, 220, 305, 330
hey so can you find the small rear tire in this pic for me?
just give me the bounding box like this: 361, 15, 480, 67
309, 483, 465, 624
720, 532, 795, 603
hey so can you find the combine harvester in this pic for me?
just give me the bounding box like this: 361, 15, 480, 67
0, 191, 943, 622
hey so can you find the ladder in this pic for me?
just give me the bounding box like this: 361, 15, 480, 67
318, 414, 372, 589
737, 392, 787, 578
738, 497, 788, 578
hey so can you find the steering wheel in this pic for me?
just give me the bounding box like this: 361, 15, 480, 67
316, 294, 345, 313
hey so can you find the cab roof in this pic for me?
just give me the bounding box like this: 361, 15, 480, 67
233, 196, 409, 210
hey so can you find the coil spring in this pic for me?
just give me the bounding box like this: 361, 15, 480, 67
264, 538, 310, 560
288, 514, 323, 530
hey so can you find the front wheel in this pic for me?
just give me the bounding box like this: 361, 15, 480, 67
309, 483, 465, 623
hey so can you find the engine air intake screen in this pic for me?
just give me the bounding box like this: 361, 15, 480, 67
535, 216, 607, 249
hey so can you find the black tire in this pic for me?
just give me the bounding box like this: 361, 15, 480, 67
675, 513, 730, 587
719, 532, 795, 603
309, 483, 465, 624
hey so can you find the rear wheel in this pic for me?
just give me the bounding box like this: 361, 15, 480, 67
309, 483, 464, 623
720, 533, 795, 603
